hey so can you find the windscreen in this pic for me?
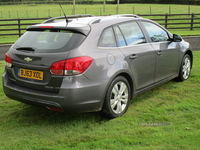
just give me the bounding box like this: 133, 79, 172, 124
13, 29, 86, 53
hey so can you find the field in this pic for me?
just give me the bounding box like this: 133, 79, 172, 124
1, 4, 200, 44
1, 4, 200, 18
0, 53, 200, 149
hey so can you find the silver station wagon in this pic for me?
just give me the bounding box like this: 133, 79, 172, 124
3, 14, 193, 118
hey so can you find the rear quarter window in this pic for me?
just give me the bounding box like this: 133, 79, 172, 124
97, 27, 117, 47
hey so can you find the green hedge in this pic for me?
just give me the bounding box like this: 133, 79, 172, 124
114, 0, 200, 5
1, 0, 200, 5
0, 1, 113, 5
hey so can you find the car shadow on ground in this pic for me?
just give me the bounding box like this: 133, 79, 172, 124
9, 102, 109, 126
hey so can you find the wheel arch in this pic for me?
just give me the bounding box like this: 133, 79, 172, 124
185, 50, 193, 68
115, 72, 135, 99
101, 72, 135, 118
176, 49, 193, 82
100, 70, 135, 113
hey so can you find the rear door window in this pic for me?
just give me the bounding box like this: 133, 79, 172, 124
118, 21, 146, 46
113, 26, 126, 47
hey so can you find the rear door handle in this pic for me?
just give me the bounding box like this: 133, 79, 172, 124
129, 54, 138, 60
157, 51, 162, 56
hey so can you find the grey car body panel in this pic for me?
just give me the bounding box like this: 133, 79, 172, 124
3, 70, 107, 112
2, 15, 193, 113
151, 41, 179, 82
7, 46, 70, 92
119, 43, 156, 90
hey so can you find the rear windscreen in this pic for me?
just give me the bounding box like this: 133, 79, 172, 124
13, 29, 86, 53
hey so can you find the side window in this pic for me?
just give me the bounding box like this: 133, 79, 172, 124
113, 26, 126, 47
98, 27, 117, 47
141, 21, 169, 42
118, 21, 146, 46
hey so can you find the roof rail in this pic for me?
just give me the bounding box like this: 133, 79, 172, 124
117, 14, 141, 18
42, 14, 94, 23
89, 18, 101, 24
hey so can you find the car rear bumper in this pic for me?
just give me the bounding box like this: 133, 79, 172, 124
2, 71, 107, 113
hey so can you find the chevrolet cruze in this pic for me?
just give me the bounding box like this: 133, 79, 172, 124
2, 14, 193, 118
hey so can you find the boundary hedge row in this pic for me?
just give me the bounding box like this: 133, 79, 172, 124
1, 0, 200, 5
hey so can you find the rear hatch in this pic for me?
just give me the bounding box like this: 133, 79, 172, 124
6, 27, 87, 93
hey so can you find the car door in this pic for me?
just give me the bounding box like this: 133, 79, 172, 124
140, 21, 179, 82
114, 21, 156, 90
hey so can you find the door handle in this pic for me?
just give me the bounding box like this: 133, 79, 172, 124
129, 54, 138, 60
157, 51, 162, 56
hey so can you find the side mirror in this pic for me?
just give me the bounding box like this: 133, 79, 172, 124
172, 34, 182, 42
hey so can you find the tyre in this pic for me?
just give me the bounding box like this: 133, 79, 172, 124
102, 76, 131, 119
177, 54, 192, 81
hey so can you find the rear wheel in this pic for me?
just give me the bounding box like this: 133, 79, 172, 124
102, 76, 131, 119
177, 54, 192, 81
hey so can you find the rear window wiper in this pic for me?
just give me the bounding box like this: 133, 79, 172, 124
16, 47, 35, 51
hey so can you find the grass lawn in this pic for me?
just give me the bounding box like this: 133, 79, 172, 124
0, 49, 200, 149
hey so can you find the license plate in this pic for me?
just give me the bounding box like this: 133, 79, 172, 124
18, 68, 44, 80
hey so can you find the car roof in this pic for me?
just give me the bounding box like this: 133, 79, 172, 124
29, 14, 145, 27
27, 14, 148, 35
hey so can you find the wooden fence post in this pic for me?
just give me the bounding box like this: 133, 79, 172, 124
190, 13, 194, 30
103, 0, 106, 12
150, 6, 152, 14
48, 9, 50, 17
36, 10, 38, 18
188, 6, 190, 14
165, 13, 168, 29
17, 18, 21, 37
116, 6, 120, 14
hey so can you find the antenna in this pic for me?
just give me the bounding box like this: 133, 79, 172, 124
59, 3, 68, 25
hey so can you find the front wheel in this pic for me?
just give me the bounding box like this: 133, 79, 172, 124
102, 76, 131, 119
177, 54, 192, 81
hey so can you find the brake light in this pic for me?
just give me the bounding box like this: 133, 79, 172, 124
50, 56, 93, 76
5, 53, 12, 68
50, 60, 65, 75
39, 26, 54, 28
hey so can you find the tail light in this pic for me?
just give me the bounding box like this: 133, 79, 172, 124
50, 56, 93, 76
5, 53, 12, 68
